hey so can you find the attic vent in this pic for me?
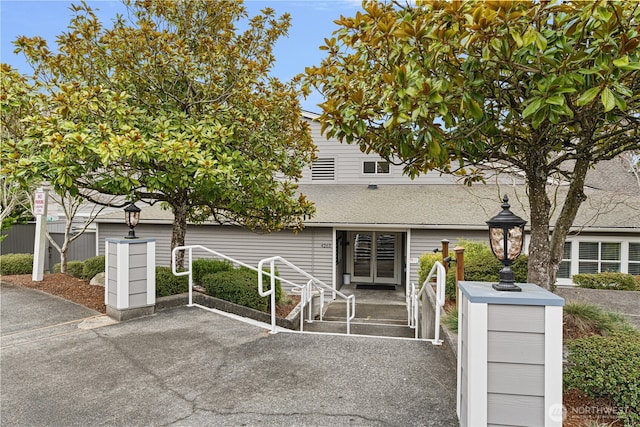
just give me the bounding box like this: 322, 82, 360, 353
312, 158, 335, 180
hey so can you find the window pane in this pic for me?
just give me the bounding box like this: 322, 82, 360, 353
628, 263, 640, 275
629, 243, 640, 262
601, 243, 620, 261
363, 162, 375, 174
578, 262, 598, 274
557, 261, 570, 279
377, 161, 390, 174
600, 262, 620, 273
562, 242, 572, 260
579, 242, 598, 260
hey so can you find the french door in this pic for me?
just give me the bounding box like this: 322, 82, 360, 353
350, 232, 400, 284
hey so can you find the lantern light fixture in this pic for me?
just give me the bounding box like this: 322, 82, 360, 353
486, 195, 527, 292
124, 202, 141, 239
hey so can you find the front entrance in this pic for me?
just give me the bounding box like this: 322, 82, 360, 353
349, 232, 401, 286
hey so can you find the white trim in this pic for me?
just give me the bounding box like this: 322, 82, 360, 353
104, 240, 110, 305
146, 241, 156, 305
332, 227, 337, 298
544, 306, 564, 427
116, 242, 129, 309
465, 297, 488, 425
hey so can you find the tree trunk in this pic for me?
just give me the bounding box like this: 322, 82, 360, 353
526, 171, 554, 290
171, 201, 189, 270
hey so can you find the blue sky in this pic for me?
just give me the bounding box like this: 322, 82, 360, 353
1, 0, 364, 112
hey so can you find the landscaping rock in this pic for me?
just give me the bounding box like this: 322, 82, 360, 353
90, 272, 105, 287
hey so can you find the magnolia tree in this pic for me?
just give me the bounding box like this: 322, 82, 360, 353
8, 0, 316, 267
0, 65, 37, 235
306, 0, 640, 290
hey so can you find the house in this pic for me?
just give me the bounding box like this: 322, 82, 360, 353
94, 111, 640, 290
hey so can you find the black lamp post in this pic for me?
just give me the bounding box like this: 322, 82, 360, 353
124, 202, 141, 239
486, 195, 527, 292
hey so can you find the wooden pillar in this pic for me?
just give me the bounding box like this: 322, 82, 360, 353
441, 239, 450, 273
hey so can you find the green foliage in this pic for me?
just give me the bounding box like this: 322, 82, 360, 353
10, 1, 316, 267
0, 253, 33, 275
82, 256, 105, 281
155, 267, 189, 298
565, 332, 640, 426
192, 258, 233, 286
564, 302, 637, 338
65, 261, 85, 279
442, 307, 458, 332
202, 269, 272, 312
306, 0, 640, 290
417, 252, 442, 285
573, 272, 639, 291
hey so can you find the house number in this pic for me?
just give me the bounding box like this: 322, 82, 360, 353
320, 243, 331, 248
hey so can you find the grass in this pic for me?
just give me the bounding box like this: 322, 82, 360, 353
563, 302, 637, 340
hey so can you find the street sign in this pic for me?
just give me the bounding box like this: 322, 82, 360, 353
34, 191, 46, 216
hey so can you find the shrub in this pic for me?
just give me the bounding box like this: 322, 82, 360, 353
573, 272, 639, 291
201, 267, 282, 312
192, 258, 233, 285
442, 307, 458, 332
0, 253, 34, 275
155, 266, 189, 297
418, 253, 443, 285
65, 261, 85, 278
82, 256, 105, 280
202, 269, 269, 312
563, 302, 637, 340
564, 331, 640, 426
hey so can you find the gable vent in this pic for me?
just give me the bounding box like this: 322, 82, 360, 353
312, 158, 335, 180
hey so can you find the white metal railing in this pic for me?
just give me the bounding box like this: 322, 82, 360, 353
171, 246, 355, 335
408, 261, 446, 344
258, 256, 355, 334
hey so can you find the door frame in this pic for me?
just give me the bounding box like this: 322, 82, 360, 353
347, 230, 403, 285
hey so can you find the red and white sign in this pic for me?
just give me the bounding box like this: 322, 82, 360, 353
34, 191, 46, 216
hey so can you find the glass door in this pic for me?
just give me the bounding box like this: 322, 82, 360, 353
350, 232, 399, 284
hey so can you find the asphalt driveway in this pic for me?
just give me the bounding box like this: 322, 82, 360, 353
1, 283, 459, 426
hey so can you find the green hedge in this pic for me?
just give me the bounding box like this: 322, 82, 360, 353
192, 258, 233, 285
573, 272, 639, 291
82, 256, 105, 280
0, 253, 34, 275
156, 266, 189, 297
564, 331, 640, 426
201, 267, 282, 312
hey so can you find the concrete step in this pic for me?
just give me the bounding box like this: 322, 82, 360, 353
303, 320, 416, 338
323, 302, 408, 322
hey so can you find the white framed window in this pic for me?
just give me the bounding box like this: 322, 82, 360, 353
556, 239, 639, 286
363, 160, 390, 175
557, 242, 572, 279
629, 242, 640, 275
578, 241, 621, 273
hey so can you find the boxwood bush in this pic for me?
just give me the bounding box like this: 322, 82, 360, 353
564, 331, 640, 426
82, 255, 105, 280
155, 266, 189, 297
65, 261, 85, 278
0, 253, 34, 275
201, 267, 282, 312
192, 258, 233, 285
573, 272, 639, 291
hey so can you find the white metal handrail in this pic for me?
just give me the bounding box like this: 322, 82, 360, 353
408, 261, 446, 344
172, 245, 301, 309
258, 255, 355, 335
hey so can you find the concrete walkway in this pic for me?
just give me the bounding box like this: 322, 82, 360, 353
1, 283, 459, 426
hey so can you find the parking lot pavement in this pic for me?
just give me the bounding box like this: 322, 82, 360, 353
1, 284, 459, 426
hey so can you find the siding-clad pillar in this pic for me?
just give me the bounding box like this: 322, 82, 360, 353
457, 281, 564, 427
105, 238, 156, 321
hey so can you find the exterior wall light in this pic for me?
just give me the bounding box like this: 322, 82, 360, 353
124, 202, 141, 239
486, 195, 527, 292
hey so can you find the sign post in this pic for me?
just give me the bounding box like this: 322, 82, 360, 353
32, 188, 48, 281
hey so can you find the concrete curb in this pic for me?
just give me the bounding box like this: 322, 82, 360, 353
156, 292, 302, 330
